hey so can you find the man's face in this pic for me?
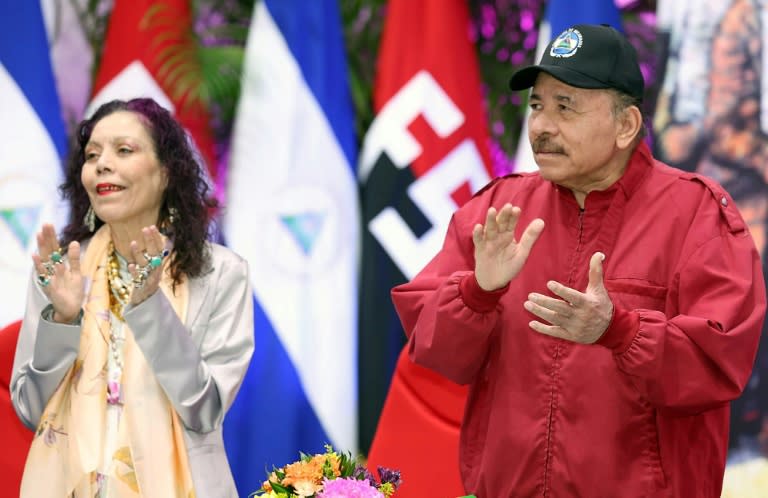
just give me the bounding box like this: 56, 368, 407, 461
527, 73, 626, 196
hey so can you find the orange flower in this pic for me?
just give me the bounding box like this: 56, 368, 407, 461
280, 453, 342, 489
314, 453, 342, 478
282, 459, 322, 486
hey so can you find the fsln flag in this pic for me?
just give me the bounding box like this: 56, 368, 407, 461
222, 0, 359, 496
0, 1, 68, 329
514, 0, 624, 172
359, 0, 492, 495
87, 0, 216, 178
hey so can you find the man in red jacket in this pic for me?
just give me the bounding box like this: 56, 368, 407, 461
392, 24, 766, 498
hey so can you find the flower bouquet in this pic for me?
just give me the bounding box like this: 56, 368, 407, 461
251, 445, 402, 498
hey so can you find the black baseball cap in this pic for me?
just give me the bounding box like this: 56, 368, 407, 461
508, 24, 644, 101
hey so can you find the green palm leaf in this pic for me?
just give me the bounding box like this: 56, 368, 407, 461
141, 0, 245, 122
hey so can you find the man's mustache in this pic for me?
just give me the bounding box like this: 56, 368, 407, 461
531, 136, 565, 154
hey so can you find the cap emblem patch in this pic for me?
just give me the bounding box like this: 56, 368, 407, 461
550, 28, 582, 58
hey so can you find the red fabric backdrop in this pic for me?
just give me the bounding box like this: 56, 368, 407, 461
0, 320, 33, 498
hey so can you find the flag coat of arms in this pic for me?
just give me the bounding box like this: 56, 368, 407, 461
359, 0, 493, 496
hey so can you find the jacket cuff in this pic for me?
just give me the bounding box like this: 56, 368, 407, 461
596, 305, 640, 353
459, 273, 508, 313
33, 305, 81, 370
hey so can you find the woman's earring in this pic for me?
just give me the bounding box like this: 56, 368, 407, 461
84, 205, 95, 232
159, 207, 179, 235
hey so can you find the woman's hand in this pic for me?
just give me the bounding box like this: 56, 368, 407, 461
32, 223, 84, 323
128, 225, 170, 305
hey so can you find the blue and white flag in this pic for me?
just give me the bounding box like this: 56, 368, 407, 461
514, 0, 623, 172
0, 1, 68, 328
223, 0, 359, 495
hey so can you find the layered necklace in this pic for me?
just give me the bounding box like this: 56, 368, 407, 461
105, 242, 129, 405
107, 242, 130, 321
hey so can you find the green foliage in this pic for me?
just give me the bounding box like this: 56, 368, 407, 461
340, 0, 387, 141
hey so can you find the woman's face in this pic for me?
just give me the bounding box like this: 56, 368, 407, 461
81, 111, 168, 232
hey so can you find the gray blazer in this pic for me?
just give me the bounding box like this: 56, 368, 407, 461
11, 241, 254, 498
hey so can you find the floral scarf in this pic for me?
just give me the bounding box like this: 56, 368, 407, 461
20, 225, 195, 497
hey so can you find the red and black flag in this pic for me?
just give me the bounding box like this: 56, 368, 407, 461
358, 0, 493, 495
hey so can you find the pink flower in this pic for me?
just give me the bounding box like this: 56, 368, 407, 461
317, 478, 384, 498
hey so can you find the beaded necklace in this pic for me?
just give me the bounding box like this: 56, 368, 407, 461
106, 242, 129, 405
107, 242, 130, 321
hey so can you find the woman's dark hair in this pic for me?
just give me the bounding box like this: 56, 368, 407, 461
59, 98, 219, 285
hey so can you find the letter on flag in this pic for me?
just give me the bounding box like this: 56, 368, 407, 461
87, 0, 216, 179
359, 0, 493, 496
222, 1, 359, 496
0, 1, 68, 329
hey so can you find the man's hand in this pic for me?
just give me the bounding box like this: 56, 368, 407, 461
473, 203, 545, 291
524, 252, 613, 344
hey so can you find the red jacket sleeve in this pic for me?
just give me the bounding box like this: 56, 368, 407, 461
391, 212, 508, 385
598, 209, 766, 414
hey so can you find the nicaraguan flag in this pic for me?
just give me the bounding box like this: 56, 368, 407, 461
0, 1, 68, 328
514, 0, 623, 172
222, 1, 359, 495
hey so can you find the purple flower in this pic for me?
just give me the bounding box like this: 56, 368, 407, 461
377, 466, 402, 489
353, 463, 377, 486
